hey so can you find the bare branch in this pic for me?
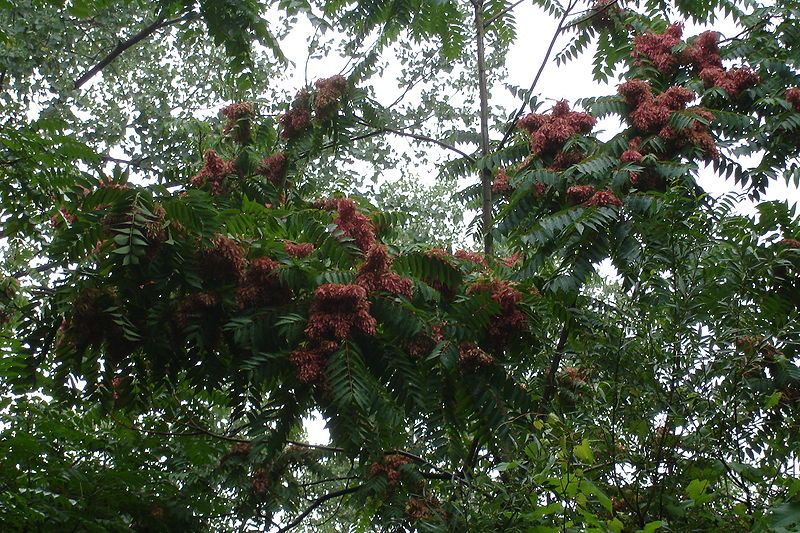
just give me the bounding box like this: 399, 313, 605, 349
73, 12, 195, 90
277, 485, 362, 532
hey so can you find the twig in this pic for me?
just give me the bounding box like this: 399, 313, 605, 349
537, 318, 571, 416
73, 12, 195, 90
497, 0, 578, 151
277, 485, 362, 532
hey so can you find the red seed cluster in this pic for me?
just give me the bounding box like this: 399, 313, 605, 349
251, 468, 269, 495
236, 257, 286, 309
173, 291, 219, 331
369, 453, 413, 487
289, 340, 338, 384
258, 152, 289, 187
778, 238, 800, 249
786, 88, 800, 111
566, 185, 597, 204
587, 190, 623, 207
517, 100, 596, 160
561, 366, 588, 387
458, 342, 494, 369
619, 80, 695, 131
284, 241, 315, 258
280, 107, 311, 139
632, 23, 684, 72
700, 66, 760, 97
221, 102, 254, 143
621, 137, 643, 163
356, 245, 413, 298
67, 288, 116, 350
681, 31, 722, 72
532, 181, 549, 198
221, 102, 254, 131
631, 25, 760, 97
305, 284, 377, 340
190, 149, 234, 195
467, 279, 528, 346
199, 235, 247, 285
658, 107, 718, 159
499, 253, 521, 267
221, 442, 252, 464
314, 75, 349, 119
454, 250, 488, 269
50, 207, 77, 228
588, 0, 622, 32
492, 168, 512, 194
316, 198, 376, 252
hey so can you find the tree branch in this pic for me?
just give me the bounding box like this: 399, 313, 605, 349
376, 125, 476, 163
73, 12, 195, 90
497, 0, 578, 151
537, 318, 571, 416
277, 485, 362, 532
475, 1, 494, 256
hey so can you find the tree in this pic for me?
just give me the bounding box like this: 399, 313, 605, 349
2, 0, 800, 531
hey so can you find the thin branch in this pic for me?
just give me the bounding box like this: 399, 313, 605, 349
73, 12, 195, 90
497, 0, 578, 151
537, 318, 571, 416
474, 1, 494, 255
378, 126, 476, 163
277, 485, 362, 532
286, 440, 346, 454
484, 0, 527, 28
561, 0, 621, 31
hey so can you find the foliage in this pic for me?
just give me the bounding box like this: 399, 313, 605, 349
1, 0, 800, 531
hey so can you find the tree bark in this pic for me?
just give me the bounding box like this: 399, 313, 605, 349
474, 1, 494, 256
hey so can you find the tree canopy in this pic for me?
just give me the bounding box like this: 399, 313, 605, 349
2, 0, 800, 531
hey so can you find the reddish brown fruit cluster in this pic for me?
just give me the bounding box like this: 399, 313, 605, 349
786, 88, 800, 111
66, 288, 116, 351
458, 342, 494, 369
517, 100, 596, 161
499, 253, 521, 267
173, 291, 219, 331
561, 366, 589, 387
618, 80, 716, 158
305, 283, 377, 340
236, 257, 286, 309
632, 23, 684, 72
258, 152, 289, 187
289, 340, 338, 384
588, 0, 622, 31
190, 149, 234, 195
284, 241, 315, 258
587, 190, 623, 207
221, 102, 254, 131
199, 235, 247, 285
50, 207, 77, 228
566, 185, 596, 204
369, 453, 413, 487
315, 198, 376, 252
681, 31, 722, 72
532, 181, 549, 198
778, 238, 800, 249
631, 26, 760, 97
619, 80, 695, 131
356, 245, 413, 298
492, 168, 511, 194
405, 497, 432, 521
659, 107, 718, 159
467, 279, 528, 347
314, 75, 349, 119
620, 137, 643, 164
221, 442, 252, 464
700, 66, 760, 97
454, 250, 488, 269
251, 468, 269, 495
221, 102, 254, 143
